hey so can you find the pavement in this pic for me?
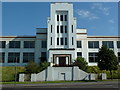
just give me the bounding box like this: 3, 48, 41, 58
1, 81, 120, 90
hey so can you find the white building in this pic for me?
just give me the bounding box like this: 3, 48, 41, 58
0, 2, 120, 66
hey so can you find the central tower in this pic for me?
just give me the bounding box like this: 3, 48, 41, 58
47, 2, 77, 66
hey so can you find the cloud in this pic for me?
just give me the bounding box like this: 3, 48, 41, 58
76, 9, 99, 20
108, 19, 115, 23
91, 3, 110, 16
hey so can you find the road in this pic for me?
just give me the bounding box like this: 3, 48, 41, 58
1, 81, 120, 90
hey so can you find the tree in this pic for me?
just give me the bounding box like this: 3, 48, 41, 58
39, 61, 50, 71
98, 46, 118, 79
73, 57, 88, 71
25, 60, 41, 74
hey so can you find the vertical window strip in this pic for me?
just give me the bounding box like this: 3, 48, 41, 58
51, 25, 52, 33
72, 25, 73, 33
72, 37, 74, 45
57, 37, 59, 45
51, 37, 52, 45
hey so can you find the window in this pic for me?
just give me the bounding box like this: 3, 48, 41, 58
0, 41, 6, 48
23, 53, 34, 63
41, 41, 47, 48
77, 52, 82, 57
65, 25, 67, 33
41, 52, 47, 62
57, 25, 59, 33
61, 38, 64, 45
0, 52, 5, 63
57, 15, 59, 21
89, 53, 98, 62
9, 41, 20, 48
24, 41, 35, 48
60, 15, 63, 21
51, 37, 52, 45
65, 37, 67, 45
102, 41, 114, 48
60, 26, 63, 33
72, 37, 74, 45
65, 15, 67, 21
51, 25, 52, 33
57, 38, 59, 45
8, 53, 20, 63
72, 25, 73, 33
118, 52, 120, 62
88, 41, 99, 48
77, 41, 82, 48
117, 41, 120, 48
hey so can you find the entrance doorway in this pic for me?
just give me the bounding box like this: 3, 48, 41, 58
59, 57, 66, 66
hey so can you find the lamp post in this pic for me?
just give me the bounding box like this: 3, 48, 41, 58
14, 57, 17, 87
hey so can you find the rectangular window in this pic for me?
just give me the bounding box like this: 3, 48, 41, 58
23, 53, 34, 63
65, 25, 67, 33
60, 26, 63, 33
65, 37, 67, 45
77, 41, 82, 48
77, 52, 82, 57
72, 25, 73, 33
102, 41, 114, 48
0, 52, 5, 63
57, 25, 59, 33
88, 41, 99, 48
24, 41, 35, 48
118, 52, 120, 62
60, 15, 63, 21
72, 37, 74, 45
117, 41, 120, 48
65, 15, 67, 21
9, 41, 20, 48
8, 53, 20, 63
41, 52, 47, 62
61, 38, 64, 45
0, 41, 6, 48
51, 37, 52, 45
51, 25, 52, 33
89, 53, 98, 62
57, 15, 59, 21
41, 41, 47, 48
57, 38, 59, 45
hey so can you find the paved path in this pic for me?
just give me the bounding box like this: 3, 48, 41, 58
1, 81, 120, 89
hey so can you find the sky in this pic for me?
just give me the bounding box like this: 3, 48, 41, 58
2, 2, 118, 36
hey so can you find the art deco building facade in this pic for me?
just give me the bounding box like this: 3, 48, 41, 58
0, 3, 120, 66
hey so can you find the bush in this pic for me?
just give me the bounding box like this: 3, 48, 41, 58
40, 61, 50, 71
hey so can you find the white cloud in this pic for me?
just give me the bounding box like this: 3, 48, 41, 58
76, 9, 99, 20
108, 19, 115, 23
91, 3, 110, 16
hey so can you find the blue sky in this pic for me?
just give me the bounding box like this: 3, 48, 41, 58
2, 2, 118, 36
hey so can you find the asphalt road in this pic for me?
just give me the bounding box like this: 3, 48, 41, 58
1, 81, 120, 90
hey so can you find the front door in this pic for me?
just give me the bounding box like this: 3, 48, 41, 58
59, 57, 66, 66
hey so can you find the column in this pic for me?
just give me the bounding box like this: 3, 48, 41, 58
56, 57, 59, 65
66, 57, 68, 65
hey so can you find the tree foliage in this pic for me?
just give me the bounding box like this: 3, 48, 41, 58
39, 61, 50, 71
73, 57, 88, 71
25, 60, 41, 74
98, 46, 118, 79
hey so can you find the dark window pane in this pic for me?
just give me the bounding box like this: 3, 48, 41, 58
77, 52, 82, 57
9, 41, 20, 48
118, 52, 120, 62
24, 41, 35, 48
57, 38, 59, 45
94, 41, 99, 48
117, 41, 120, 48
51, 25, 52, 33
77, 41, 81, 48
23, 53, 34, 63
0, 41, 6, 48
57, 15, 59, 21
89, 53, 98, 62
65, 25, 67, 33
41, 52, 46, 62
65, 37, 67, 45
51, 37, 52, 45
102, 41, 114, 48
41, 41, 47, 48
57, 25, 59, 33
60, 15, 63, 21
0, 53, 5, 63
88, 41, 99, 48
72, 25, 73, 33
65, 15, 67, 21
72, 37, 74, 45
8, 53, 20, 63
61, 38, 63, 45
60, 26, 63, 33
